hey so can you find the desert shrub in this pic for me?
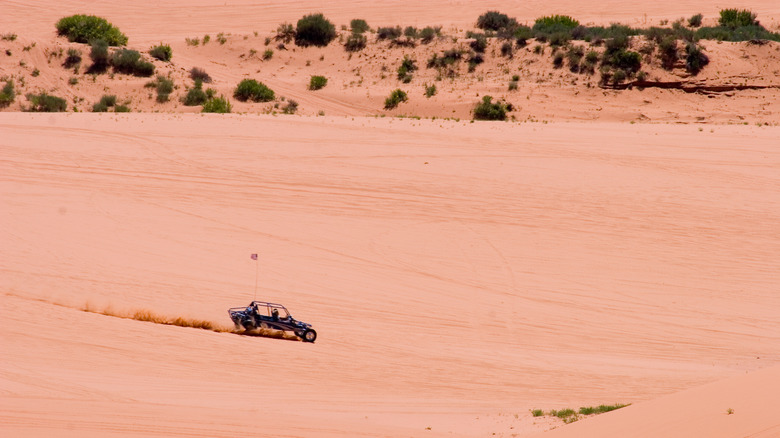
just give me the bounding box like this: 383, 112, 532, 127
55, 14, 127, 46
149, 43, 172, 61
0, 80, 15, 107
92, 94, 117, 112
547, 32, 569, 47
473, 95, 508, 120
182, 80, 208, 106
424, 83, 437, 97
604, 49, 641, 73
397, 56, 417, 82
636, 70, 647, 81
146, 75, 174, 102
688, 13, 703, 28
1, 33, 17, 41
114, 104, 130, 112
477, 11, 518, 31
185, 37, 199, 46
513, 25, 533, 47
500, 41, 514, 58
295, 13, 336, 47
612, 68, 627, 84
404, 26, 418, 38
63, 48, 82, 68
263, 49, 273, 60
26, 93, 67, 112
309, 75, 328, 90
658, 37, 678, 69
276, 23, 295, 43
384, 89, 408, 109
202, 96, 231, 113
203, 34, 211, 44
344, 32, 367, 51
420, 27, 436, 43
508, 80, 518, 90
282, 99, 298, 114
585, 50, 599, 64
427, 49, 463, 69
350, 19, 370, 34
552, 52, 564, 68
719, 9, 757, 28
88, 39, 110, 72
234, 79, 274, 102
468, 52, 484, 72
190, 67, 212, 83
469, 33, 488, 53
377, 26, 402, 40
533, 14, 580, 37
216, 32, 227, 44
111, 49, 155, 76
566, 46, 584, 72
685, 42, 709, 74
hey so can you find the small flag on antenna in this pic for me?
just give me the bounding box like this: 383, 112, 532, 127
250, 253, 258, 260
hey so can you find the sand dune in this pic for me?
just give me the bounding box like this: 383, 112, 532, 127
532, 364, 780, 438
1, 113, 779, 436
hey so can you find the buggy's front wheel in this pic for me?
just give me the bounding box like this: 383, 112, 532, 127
302, 329, 317, 343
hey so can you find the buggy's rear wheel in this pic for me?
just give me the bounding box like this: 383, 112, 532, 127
302, 329, 317, 343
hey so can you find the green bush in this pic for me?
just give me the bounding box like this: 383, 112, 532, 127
350, 19, 370, 34
424, 83, 437, 97
419, 27, 436, 43
263, 49, 273, 60
64, 48, 82, 68
469, 33, 488, 53
183, 81, 208, 106
688, 13, 703, 28
295, 13, 336, 47
309, 75, 328, 90
111, 49, 155, 76
55, 14, 128, 46
553, 52, 564, 68
427, 49, 462, 69
397, 56, 417, 82
473, 95, 508, 121
26, 93, 67, 112
114, 104, 131, 112
234, 79, 275, 101
0, 80, 15, 107
719, 9, 757, 28
404, 26, 418, 38
92, 94, 116, 112
377, 26, 402, 40
202, 96, 231, 113
146, 75, 174, 102
477, 11, 518, 31
685, 42, 709, 74
533, 15, 580, 36
149, 43, 172, 61
344, 33, 367, 51
276, 23, 295, 43
658, 37, 678, 69
89, 39, 109, 72
514, 26, 533, 46
384, 89, 408, 109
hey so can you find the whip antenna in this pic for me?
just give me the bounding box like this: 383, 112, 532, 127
250, 253, 259, 300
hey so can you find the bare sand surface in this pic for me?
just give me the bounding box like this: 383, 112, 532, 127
2, 113, 779, 436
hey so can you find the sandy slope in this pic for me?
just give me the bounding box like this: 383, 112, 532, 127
532, 364, 780, 438
1, 113, 779, 436
2, 1, 779, 43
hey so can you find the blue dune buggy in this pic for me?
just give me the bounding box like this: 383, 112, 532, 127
228, 301, 317, 343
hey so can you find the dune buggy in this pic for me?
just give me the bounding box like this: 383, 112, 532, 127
228, 301, 317, 343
